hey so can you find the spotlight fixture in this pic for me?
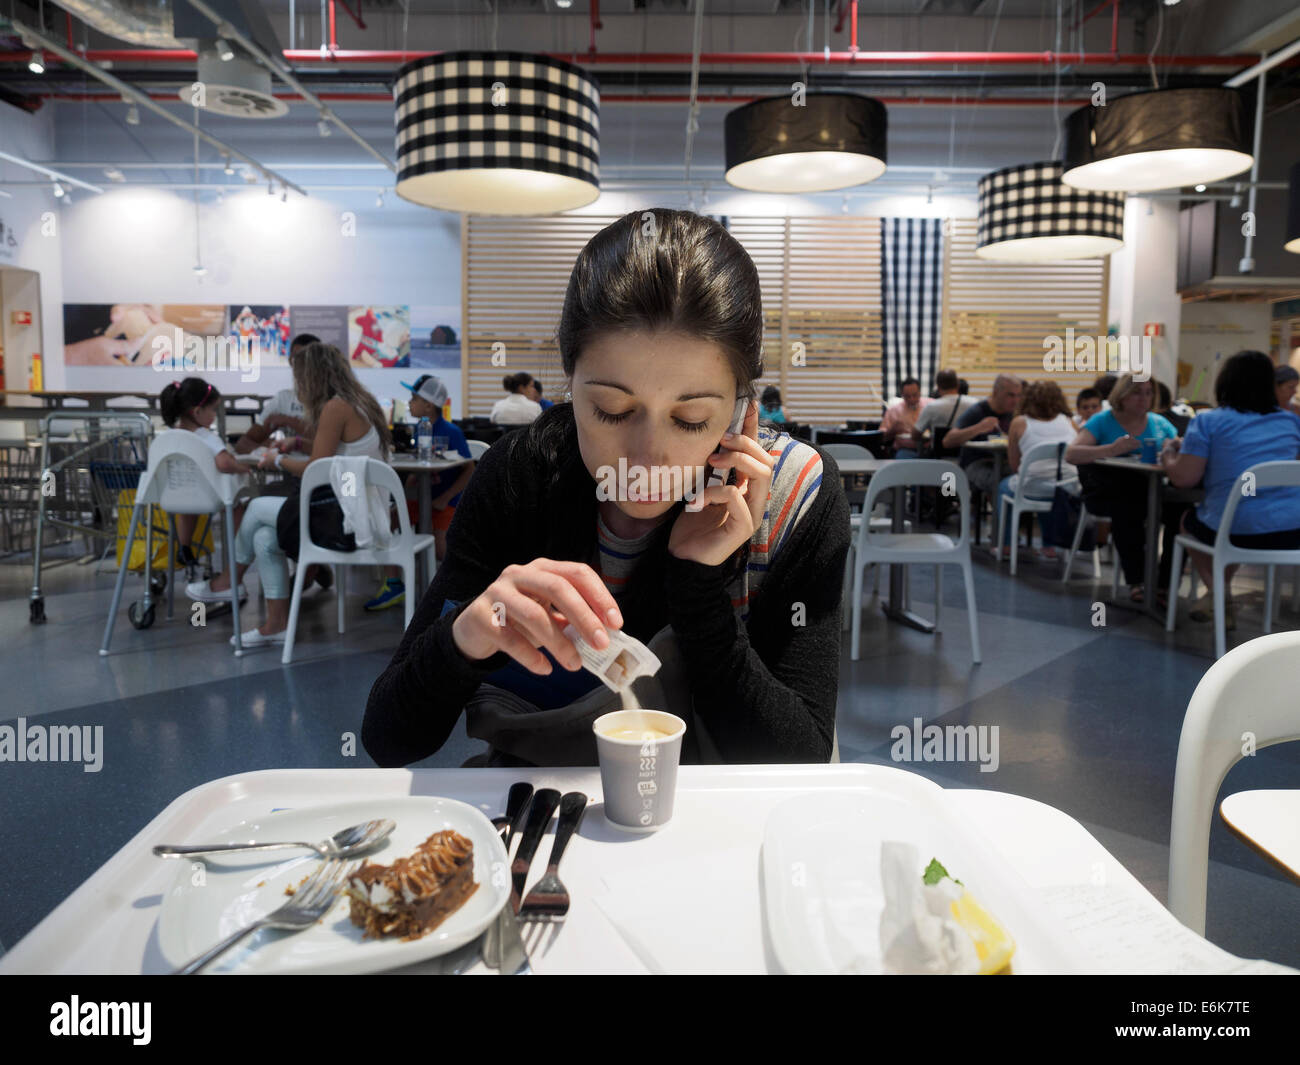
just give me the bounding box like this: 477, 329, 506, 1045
376, 191, 384, 208
555, 0, 573, 6
318, 118, 331, 138
51, 181, 65, 198
280, 187, 287, 203
1195, 184, 1207, 193
267, 182, 275, 196
193, 264, 208, 277
215, 37, 235, 62
28, 50, 45, 75
223, 155, 235, 175
103, 168, 125, 183
125, 103, 140, 126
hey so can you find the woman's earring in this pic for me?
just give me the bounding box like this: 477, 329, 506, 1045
564, 390, 573, 402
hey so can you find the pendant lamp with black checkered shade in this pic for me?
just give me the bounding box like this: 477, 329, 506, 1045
724, 93, 887, 193
976, 161, 1125, 262
1061, 88, 1252, 194
394, 52, 600, 215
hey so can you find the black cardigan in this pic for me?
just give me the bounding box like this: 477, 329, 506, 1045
362, 409, 850, 766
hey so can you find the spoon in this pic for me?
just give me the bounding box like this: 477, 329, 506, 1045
152, 818, 396, 861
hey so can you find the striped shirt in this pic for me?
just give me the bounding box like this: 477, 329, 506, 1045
591, 425, 825, 623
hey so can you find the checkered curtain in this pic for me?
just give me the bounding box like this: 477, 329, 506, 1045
880, 218, 944, 407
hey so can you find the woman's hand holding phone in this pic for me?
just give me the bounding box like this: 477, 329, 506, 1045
451, 559, 624, 676
668, 399, 776, 567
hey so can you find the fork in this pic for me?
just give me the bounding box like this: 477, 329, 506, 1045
518, 792, 587, 923
173, 859, 356, 974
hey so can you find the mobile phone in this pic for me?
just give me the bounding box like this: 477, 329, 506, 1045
705, 396, 750, 492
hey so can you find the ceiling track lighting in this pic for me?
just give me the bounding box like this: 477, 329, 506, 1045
215, 37, 235, 62
125, 103, 140, 126
376, 191, 384, 208
51, 181, 65, 198
223, 156, 235, 175
28, 50, 45, 75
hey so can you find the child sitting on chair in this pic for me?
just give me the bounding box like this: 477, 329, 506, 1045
159, 377, 247, 598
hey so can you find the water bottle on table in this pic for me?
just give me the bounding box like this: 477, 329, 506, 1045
416, 416, 433, 463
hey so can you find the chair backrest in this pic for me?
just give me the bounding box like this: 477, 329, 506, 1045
466, 439, 490, 460
1168, 630, 1300, 935
297, 456, 414, 550
1212, 460, 1300, 549
862, 460, 970, 546
1009, 441, 1070, 501
823, 443, 873, 462
139, 429, 244, 513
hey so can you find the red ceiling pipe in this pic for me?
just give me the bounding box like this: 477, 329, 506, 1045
65, 12, 74, 50
329, 1, 337, 52
0, 48, 1272, 67
336, 0, 366, 31
590, 0, 602, 56
851, 1, 858, 53
1111, 0, 1118, 54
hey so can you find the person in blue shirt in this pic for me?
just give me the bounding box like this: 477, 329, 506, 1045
527, 376, 556, 411
1066, 373, 1186, 605
365, 375, 477, 611
760, 385, 786, 424
1161, 350, 1300, 629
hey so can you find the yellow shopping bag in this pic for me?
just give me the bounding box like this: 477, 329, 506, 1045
115, 489, 215, 572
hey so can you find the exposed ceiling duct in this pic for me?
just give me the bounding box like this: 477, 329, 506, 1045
50, 0, 186, 49
182, 43, 287, 118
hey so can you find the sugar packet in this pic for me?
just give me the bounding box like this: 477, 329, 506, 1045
562, 624, 662, 692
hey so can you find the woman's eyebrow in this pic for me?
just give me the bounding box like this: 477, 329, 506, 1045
584, 379, 724, 402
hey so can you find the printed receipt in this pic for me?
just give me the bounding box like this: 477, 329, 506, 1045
1038, 883, 1297, 975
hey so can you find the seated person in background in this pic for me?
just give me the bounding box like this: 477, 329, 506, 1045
159, 377, 247, 594
233, 333, 318, 454
1066, 373, 1184, 606
1073, 387, 1102, 430
492, 372, 544, 425
1094, 373, 1118, 411
526, 376, 555, 411
957, 378, 970, 395
995, 381, 1079, 560
915, 369, 977, 456
944, 374, 1022, 497
759, 385, 786, 424
1161, 350, 1300, 630
1275, 365, 1300, 422
366, 375, 477, 612
880, 377, 930, 458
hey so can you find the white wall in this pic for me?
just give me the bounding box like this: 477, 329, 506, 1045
55, 184, 463, 414
1107, 196, 1182, 390
0, 105, 65, 393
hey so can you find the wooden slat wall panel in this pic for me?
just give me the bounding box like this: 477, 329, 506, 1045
940, 219, 1109, 406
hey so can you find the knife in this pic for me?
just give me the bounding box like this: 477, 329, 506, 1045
493, 900, 533, 975
486, 781, 535, 969
510, 788, 561, 913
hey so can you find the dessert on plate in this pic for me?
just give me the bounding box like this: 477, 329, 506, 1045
345, 829, 478, 941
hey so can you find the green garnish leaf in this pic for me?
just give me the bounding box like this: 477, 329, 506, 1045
923, 858, 963, 886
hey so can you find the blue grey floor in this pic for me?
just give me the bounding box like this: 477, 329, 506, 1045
1, 534, 1297, 968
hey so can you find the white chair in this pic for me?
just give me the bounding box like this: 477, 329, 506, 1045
1167, 630, 1300, 935
996, 441, 1072, 576
282, 457, 435, 664
466, 439, 489, 460
850, 460, 981, 663
826, 443, 907, 629
101, 429, 250, 654
1165, 460, 1300, 660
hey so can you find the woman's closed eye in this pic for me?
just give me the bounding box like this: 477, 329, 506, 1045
591, 406, 711, 433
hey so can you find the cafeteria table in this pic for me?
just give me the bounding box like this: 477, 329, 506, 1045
2, 764, 1291, 975
836, 457, 935, 634
1220, 790, 1300, 883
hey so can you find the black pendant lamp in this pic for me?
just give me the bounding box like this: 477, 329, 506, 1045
1286, 161, 1300, 255
976, 161, 1125, 261
394, 51, 600, 214
1061, 87, 1252, 193
724, 93, 887, 193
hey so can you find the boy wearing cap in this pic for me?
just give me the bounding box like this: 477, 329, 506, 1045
365, 375, 476, 611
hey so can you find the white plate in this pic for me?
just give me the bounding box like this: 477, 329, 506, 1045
157, 796, 509, 974
760, 784, 1096, 975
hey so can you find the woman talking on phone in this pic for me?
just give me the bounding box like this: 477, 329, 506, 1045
363, 210, 850, 768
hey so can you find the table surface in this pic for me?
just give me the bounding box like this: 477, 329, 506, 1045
965, 438, 1009, 450
233, 452, 470, 471
1, 764, 1289, 976
835, 458, 893, 475
1094, 456, 1164, 473
1220, 789, 1300, 881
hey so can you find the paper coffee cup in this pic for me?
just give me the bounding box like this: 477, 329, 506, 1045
592, 710, 687, 832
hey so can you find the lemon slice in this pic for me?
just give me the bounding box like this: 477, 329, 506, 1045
949, 890, 1016, 975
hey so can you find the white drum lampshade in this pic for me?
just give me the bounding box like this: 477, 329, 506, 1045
976, 161, 1125, 262
394, 51, 600, 214
1286, 161, 1300, 255
1061, 87, 1252, 193
724, 93, 887, 193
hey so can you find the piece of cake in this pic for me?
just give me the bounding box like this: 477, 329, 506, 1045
345, 829, 478, 941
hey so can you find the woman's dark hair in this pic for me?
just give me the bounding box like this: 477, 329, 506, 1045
1154, 381, 1172, 410
160, 377, 219, 427
1076, 387, 1101, 408
934, 369, 958, 392
503, 371, 533, 394
1094, 373, 1119, 400
761, 386, 782, 409
531, 377, 545, 396
1215, 350, 1279, 415
498, 208, 766, 642
1019, 380, 1070, 421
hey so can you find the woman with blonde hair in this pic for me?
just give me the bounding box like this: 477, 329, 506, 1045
187, 343, 392, 646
